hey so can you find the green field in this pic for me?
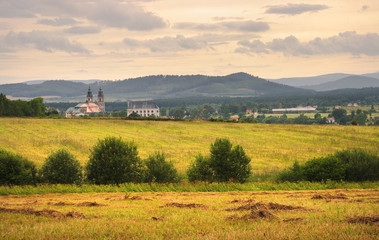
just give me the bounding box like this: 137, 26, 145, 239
0, 118, 378, 175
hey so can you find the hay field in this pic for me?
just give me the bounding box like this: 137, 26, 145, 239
0, 118, 378, 174
0, 189, 378, 239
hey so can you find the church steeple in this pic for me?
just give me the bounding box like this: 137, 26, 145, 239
86, 86, 93, 103
97, 88, 105, 112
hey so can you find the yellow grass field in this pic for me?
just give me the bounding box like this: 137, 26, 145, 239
0, 189, 378, 239
0, 118, 378, 174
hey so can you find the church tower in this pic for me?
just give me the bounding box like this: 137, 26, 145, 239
86, 86, 93, 103
97, 88, 105, 112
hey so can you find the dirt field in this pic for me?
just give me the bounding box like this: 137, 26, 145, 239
0, 189, 378, 239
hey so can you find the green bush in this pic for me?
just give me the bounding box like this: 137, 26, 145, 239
277, 149, 379, 182
335, 149, 379, 181
277, 161, 304, 182
210, 138, 251, 183
144, 152, 180, 183
40, 149, 82, 184
187, 154, 214, 182
86, 137, 144, 184
0, 148, 38, 185
187, 138, 251, 183
302, 155, 346, 182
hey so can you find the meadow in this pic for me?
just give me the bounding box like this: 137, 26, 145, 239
0, 189, 378, 239
0, 118, 378, 175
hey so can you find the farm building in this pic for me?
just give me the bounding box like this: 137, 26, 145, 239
65, 87, 105, 117
272, 106, 316, 114
127, 101, 160, 117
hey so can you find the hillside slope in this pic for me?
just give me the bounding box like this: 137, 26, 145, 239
301, 75, 379, 91
0, 73, 313, 101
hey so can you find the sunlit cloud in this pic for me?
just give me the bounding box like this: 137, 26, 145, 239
265, 3, 329, 15
236, 31, 379, 56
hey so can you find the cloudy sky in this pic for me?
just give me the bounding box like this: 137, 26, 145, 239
0, 0, 378, 83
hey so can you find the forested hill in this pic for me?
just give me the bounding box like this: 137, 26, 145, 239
0, 73, 313, 101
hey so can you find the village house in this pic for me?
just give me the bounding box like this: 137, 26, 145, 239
326, 117, 335, 124
127, 101, 159, 117
65, 87, 105, 117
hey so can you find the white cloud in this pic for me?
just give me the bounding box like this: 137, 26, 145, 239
265, 3, 329, 15
175, 20, 269, 32
0, 0, 167, 31
123, 35, 208, 52
3, 30, 90, 53
236, 31, 379, 56
37, 17, 80, 26
64, 26, 101, 34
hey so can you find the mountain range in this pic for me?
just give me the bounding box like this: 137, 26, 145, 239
0, 73, 313, 102
0, 71, 378, 102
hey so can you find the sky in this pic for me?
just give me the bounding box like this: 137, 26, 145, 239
0, 0, 378, 83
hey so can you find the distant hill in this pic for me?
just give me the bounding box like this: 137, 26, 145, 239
270, 73, 351, 87
0, 73, 313, 101
24, 79, 101, 85
300, 75, 379, 91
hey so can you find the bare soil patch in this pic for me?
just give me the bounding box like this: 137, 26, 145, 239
345, 215, 379, 225
161, 202, 208, 209
0, 207, 85, 218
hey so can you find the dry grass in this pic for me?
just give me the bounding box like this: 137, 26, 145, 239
0, 189, 378, 239
0, 118, 378, 174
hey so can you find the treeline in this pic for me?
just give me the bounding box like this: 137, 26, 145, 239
0, 94, 46, 117
0, 137, 251, 185
45, 87, 379, 113
1, 137, 378, 186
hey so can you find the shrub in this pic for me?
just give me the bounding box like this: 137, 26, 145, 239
0, 148, 38, 185
144, 152, 179, 183
86, 137, 144, 184
277, 149, 378, 182
187, 138, 251, 183
302, 155, 346, 182
40, 149, 82, 184
335, 149, 379, 181
277, 161, 304, 182
210, 138, 251, 183
187, 154, 214, 182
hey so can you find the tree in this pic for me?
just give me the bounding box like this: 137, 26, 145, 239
0, 148, 38, 185
144, 152, 179, 183
354, 113, 367, 125
209, 138, 251, 183
86, 137, 144, 184
332, 109, 347, 124
40, 149, 82, 184
187, 154, 214, 182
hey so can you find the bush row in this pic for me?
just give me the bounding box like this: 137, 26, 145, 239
0, 137, 251, 185
278, 149, 379, 182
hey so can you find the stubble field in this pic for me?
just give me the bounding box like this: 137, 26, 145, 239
0, 189, 378, 239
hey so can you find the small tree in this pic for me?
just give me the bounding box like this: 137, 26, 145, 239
0, 148, 37, 185
210, 138, 251, 182
40, 149, 82, 184
86, 137, 144, 184
187, 138, 251, 183
187, 154, 214, 182
144, 152, 179, 183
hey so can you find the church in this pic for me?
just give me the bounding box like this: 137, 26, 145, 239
65, 87, 105, 117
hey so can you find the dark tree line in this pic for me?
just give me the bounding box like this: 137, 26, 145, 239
0, 94, 46, 117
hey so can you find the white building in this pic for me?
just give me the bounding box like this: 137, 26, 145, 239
127, 101, 159, 117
